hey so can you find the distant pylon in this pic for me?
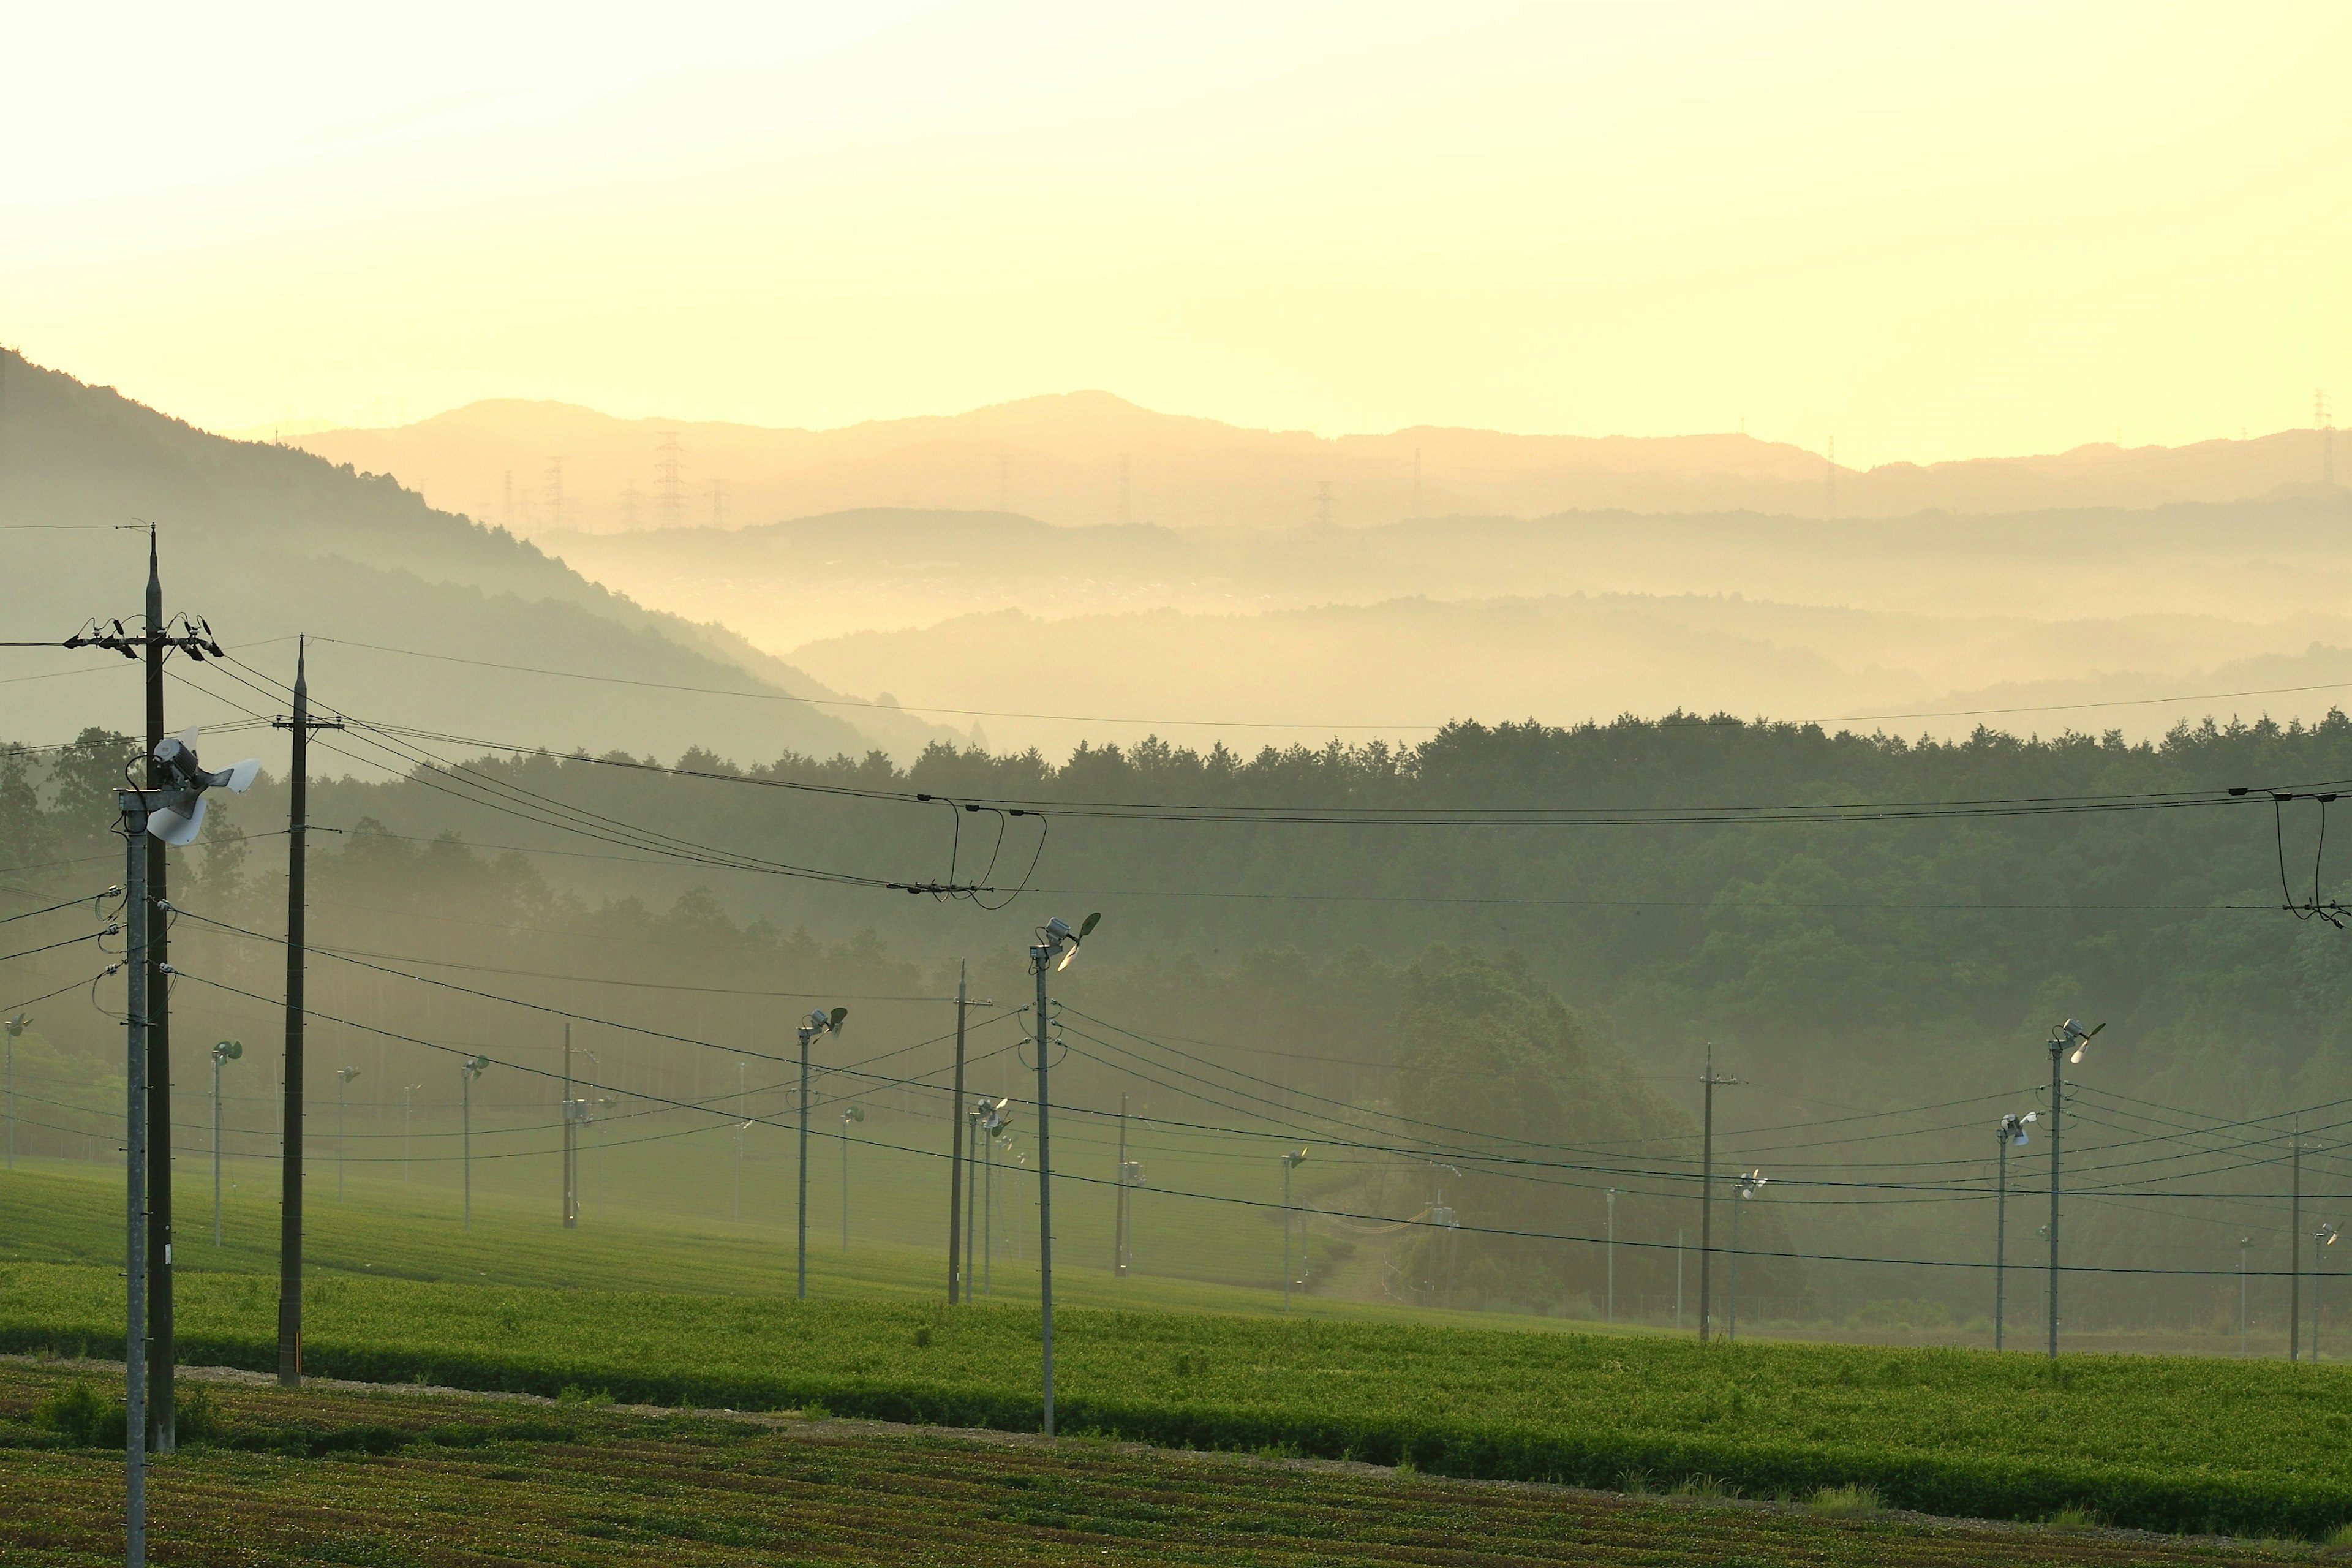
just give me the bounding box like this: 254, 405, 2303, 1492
621, 481, 641, 530
711, 476, 725, 529
1412, 447, 1422, 519
1826, 437, 1837, 516
1118, 453, 1130, 525
543, 456, 565, 531
502, 470, 513, 530
655, 432, 686, 527
1316, 480, 1332, 528
2320, 390, 2335, 488
998, 454, 1011, 513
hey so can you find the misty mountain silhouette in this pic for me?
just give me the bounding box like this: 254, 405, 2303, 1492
296, 390, 2343, 538
0, 352, 957, 765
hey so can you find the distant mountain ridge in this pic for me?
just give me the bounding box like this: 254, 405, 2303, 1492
292, 390, 2345, 537
0, 351, 959, 766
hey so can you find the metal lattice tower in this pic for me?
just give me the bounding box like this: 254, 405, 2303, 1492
543, 456, 565, 531
655, 431, 686, 527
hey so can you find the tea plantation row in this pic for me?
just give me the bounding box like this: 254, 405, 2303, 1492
8, 1261, 2352, 1538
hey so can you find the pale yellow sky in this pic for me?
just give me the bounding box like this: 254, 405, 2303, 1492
5, 1, 2346, 466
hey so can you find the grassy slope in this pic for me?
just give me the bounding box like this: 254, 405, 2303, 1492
0, 1365, 2307, 1567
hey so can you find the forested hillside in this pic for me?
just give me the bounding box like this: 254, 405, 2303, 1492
6, 712, 2341, 1330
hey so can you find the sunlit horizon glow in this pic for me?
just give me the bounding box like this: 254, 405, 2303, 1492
4, 1, 2346, 468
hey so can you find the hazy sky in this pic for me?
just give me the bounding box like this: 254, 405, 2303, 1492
6, 1, 2346, 465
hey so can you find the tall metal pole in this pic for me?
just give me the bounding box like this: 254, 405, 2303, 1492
274, 638, 311, 1389
1605, 1188, 1616, 1323
119, 790, 150, 1567
142, 538, 176, 1451
1698, 1046, 1733, 1342
966, 1105, 980, 1295
1115, 1094, 1129, 1276
2242, 1237, 2252, 1357
1283, 1155, 1294, 1312
2046, 1038, 2062, 1360
562, 1025, 577, 1229
796, 1023, 812, 1299
840, 1106, 851, 1250
1995, 1129, 2008, 1351
211, 1052, 224, 1246
2291, 1120, 2304, 1363
462, 1065, 473, 1230
1729, 1183, 1743, 1342
946, 963, 968, 1303
1031, 946, 1058, 1435
336, 1072, 349, 1204
982, 1120, 993, 1295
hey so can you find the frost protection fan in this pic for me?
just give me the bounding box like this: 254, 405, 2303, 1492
147, 726, 260, 846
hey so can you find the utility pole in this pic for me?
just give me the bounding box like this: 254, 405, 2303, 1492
947, 962, 968, 1303
273, 640, 340, 1386
1698, 1045, 1737, 1342
1412, 447, 1422, 519
61, 532, 230, 1452
119, 788, 152, 1567
141, 538, 175, 1452
1114, 1094, 1129, 1276
2292, 1118, 2304, 1362
562, 1025, 578, 1229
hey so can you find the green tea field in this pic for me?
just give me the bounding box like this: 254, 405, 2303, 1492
0, 1363, 2326, 1567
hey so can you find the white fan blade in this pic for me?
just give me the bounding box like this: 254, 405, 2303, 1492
148, 797, 206, 846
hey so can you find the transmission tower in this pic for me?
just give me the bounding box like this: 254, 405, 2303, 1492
1316, 480, 1333, 528
997, 454, 1011, 513
711, 476, 725, 528
1826, 436, 1837, 516
1118, 453, 1131, 525
2320, 390, 2335, 488
543, 456, 566, 530
620, 481, 641, 530
1412, 447, 1422, 519
655, 432, 686, 527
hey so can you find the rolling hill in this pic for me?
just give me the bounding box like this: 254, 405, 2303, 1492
0, 351, 960, 766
